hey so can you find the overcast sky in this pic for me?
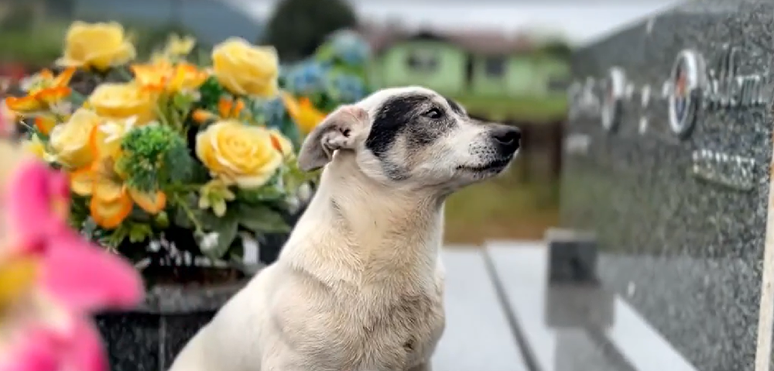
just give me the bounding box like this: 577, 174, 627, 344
224, 0, 683, 45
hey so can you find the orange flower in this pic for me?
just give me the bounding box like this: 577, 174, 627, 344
69, 125, 166, 229
131, 61, 208, 93
269, 129, 293, 159
5, 68, 75, 114
218, 97, 245, 118
280, 91, 326, 134
34, 115, 58, 136
191, 97, 246, 124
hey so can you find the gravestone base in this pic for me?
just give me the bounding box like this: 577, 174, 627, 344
545, 228, 598, 283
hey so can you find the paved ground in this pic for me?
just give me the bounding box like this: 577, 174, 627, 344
438, 242, 698, 371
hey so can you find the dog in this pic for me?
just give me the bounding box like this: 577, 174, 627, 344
168, 86, 521, 371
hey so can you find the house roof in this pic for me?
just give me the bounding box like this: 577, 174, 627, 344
357, 23, 534, 56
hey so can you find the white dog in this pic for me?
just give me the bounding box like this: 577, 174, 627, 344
168, 86, 521, 371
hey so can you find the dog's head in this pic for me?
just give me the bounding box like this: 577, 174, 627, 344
298, 86, 520, 191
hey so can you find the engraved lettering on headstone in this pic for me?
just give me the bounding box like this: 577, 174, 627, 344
668, 49, 705, 139
625, 84, 635, 100
567, 81, 582, 119
639, 85, 651, 135
601, 67, 626, 132
580, 77, 601, 116
703, 44, 768, 110
691, 149, 756, 191
661, 80, 672, 99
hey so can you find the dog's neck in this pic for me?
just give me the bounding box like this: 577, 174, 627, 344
280, 156, 444, 291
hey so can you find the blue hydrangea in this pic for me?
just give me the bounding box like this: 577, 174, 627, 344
286, 61, 329, 95
262, 96, 286, 129
327, 30, 371, 67
328, 73, 367, 104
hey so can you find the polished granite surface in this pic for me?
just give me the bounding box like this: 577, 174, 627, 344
487, 242, 701, 371
562, 0, 774, 370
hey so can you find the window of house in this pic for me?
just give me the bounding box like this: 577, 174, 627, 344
484, 56, 507, 77
406, 50, 439, 71
548, 77, 570, 92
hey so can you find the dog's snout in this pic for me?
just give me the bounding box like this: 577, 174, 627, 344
490, 126, 521, 154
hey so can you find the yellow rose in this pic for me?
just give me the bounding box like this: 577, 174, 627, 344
48, 108, 101, 168
196, 120, 283, 188
56, 21, 136, 71
212, 38, 279, 97
88, 83, 157, 125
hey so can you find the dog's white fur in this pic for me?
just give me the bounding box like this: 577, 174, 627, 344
169, 87, 516, 371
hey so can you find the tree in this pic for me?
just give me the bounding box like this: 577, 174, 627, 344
262, 0, 357, 62
540, 40, 572, 60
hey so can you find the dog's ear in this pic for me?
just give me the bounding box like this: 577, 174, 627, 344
297, 105, 369, 172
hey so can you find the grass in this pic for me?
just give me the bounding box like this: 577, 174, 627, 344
443, 165, 560, 245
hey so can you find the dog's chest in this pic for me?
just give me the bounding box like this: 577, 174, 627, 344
350, 288, 444, 369
281, 283, 445, 371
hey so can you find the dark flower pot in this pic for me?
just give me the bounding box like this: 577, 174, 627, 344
94, 281, 248, 371
95, 198, 311, 370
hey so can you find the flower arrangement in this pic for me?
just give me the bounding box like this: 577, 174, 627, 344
5, 21, 321, 275
271, 29, 373, 135
0, 137, 144, 371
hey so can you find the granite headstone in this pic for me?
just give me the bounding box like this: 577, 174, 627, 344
562, 0, 774, 370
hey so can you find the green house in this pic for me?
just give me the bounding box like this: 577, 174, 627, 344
368, 31, 569, 122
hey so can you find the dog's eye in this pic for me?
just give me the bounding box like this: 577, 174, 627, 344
423, 108, 443, 119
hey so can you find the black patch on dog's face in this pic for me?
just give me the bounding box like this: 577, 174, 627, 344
365, 94, 427, 158
444, 96, 465, 116
365, 92, 460, 181
366, 94, 458, 155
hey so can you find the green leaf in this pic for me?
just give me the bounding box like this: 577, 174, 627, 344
128, 223, 154, 243
235, 182, 286, 203
171, 194, 202, 230
197, 76, 225, 108
69, 91, 87, 107
154, 211, 170, 228
100, 224, 130, 249
236, 204, 291, 234
199, 213, 239, 260
173, 204, 193, 229
172, 92, 196, 112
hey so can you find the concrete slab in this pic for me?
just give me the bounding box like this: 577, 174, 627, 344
433, 247, 528, 371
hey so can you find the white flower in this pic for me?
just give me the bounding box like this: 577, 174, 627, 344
297, 183, 312, 203
19, 74, 44, 92
199, 232, 220, 253
49, 101, 73, 116
99, 116, 138, 143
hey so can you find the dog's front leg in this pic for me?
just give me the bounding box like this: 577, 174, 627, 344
406, 362, 432, 371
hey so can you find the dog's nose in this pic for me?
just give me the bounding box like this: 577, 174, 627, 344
490, 126, 521, 154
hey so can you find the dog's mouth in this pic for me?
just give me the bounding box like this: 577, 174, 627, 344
457, 156, 513, 173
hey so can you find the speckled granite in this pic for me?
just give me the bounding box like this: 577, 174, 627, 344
95, 280, 249, 370
561, 1, 774, 370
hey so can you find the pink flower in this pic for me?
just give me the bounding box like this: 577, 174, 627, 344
0, 158, 145, 371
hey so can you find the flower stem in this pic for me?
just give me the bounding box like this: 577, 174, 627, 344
173, 193, 203, 233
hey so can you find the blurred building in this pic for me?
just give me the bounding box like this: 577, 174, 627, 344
360, 23, 569, 123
